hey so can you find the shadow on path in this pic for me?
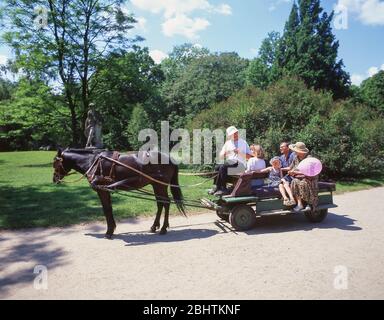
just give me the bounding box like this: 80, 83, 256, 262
86, 227, 219, 246
0, 237, 68, 298
243, 212, 361, 236
0, 184, 121, 229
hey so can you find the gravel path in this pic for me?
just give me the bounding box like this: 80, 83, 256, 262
1, 187, 384, 299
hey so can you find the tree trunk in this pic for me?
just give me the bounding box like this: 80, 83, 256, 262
69, 100, 79, 146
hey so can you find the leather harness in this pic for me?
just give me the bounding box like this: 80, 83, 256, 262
88, 151, 120, 185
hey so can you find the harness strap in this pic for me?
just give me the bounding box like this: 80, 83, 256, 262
99, 155, 217, 188
108, 151, 120, 181
57, 155, 100, 184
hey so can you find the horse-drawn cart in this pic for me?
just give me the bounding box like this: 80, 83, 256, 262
201, 172, 337, 231
53, 149, 337, 237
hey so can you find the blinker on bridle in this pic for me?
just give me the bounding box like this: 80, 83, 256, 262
53, 155, 70, 182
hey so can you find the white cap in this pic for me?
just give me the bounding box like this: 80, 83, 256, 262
226, 126, 238, 137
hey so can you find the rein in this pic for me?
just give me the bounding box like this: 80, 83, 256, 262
55, 152, 217, 188
99, 155, 217, 188
179, 171, 217, 176
54, 153, 100, 184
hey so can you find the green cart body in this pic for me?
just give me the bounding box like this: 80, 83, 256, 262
201, 172, 337, 231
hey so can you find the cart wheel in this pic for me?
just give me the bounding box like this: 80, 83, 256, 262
216, 210, 229, 222
305, 208, 328, 223
229, 205, 257, 231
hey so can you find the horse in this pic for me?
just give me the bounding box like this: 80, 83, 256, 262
52, 148, 186, 239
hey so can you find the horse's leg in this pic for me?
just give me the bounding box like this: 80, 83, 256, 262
155, 185, 170, 235
160, 200, 170, 235
150, 184, 170, 235
150, 200, 163, 233
96, 190, 116, 239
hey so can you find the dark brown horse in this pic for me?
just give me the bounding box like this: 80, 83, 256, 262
52, 148, 185, 239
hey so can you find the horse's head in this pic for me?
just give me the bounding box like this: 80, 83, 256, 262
52, 148, 71, 184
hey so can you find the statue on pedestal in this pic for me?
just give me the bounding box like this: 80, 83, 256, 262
84, 103, 103, 148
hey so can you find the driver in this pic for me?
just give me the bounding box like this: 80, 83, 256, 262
209, 126, 253, 196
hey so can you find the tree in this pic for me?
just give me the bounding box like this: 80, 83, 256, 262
0, 78, 70, 150
277, 0, 350, 98
245, 58, 270, 89
0, 78, 15, 101
161, 51, 249, 128
360, 70, 384, 115
1, 0, 140, 145
190, 77, 384, 177
161, 43, 210, 80
246, 32, 281, 88
91, 47, 164, 149
276, 2, 300, 72
259, 31, 281, 68
125, 104, 152, 151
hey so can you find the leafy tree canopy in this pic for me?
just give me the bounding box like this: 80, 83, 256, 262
361, 70, 384, 115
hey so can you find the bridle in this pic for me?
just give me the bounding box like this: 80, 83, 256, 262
53, 154, 74, 183
53, 151, 100, 184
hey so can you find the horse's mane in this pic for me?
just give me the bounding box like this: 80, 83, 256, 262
63, 148, 107, 169
65, 148, 106, 154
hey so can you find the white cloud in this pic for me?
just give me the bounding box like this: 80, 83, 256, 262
131, 0, 209, 18
162, 14, 210, 39
368, 66, 379, 77
269, 0, 292, 12
269, 5, 277, 12
119, 4, 147, 33
0, 54, 7, 65
131, 0, 232, 18
250, 48, 259, 55
336, 0, 384, 25
149, 49, 168, 64
351, 63, 384, 85
193, 43, 203, 49
131, 0, 231, 38
214, 4, 232, 15
136, 16, 147, 31
351, 74, 365, 86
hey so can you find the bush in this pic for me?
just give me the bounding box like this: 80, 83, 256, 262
190, 77, 384, 178
125, 104, 153, 151
0, 80, 71, 151
360, 70, 384, 115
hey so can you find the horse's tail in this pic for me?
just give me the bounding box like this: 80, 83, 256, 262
170, 165, 187, 217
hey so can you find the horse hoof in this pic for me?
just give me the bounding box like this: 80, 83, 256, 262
105, 233, 113, 239
159, 229, 167, 235
150, 224, 160, 233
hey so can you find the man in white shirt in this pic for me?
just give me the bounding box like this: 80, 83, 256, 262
210, 126, 253, 196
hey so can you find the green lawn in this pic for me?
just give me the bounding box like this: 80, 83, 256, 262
0, 151, 209, 229
1, 151, 383, 229
335, 178, 384, 194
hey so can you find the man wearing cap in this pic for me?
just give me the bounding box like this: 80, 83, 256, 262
210, 126, 253, 196
279, 141, 295, 173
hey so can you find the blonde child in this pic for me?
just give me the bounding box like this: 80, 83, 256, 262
261, 156, 296, 206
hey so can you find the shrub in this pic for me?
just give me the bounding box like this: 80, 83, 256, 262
189, 77, 384, 178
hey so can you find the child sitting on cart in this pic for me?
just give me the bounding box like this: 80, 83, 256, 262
261, 156, 296, 206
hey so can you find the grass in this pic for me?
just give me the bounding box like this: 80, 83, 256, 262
1, 151, 383, 229
335, 177, 384, 194
0, 151, 209, 229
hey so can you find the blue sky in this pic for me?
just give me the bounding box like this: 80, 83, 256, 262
0, 0, 383, 85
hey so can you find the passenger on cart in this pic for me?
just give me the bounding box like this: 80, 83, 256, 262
279, 141, 296, 172
287, 142, 319, 212
209, 126, 253, 196
246, 144, 267, 189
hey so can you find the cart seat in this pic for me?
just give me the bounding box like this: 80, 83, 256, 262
251, 182, 335, 199
230, 171, 336, 197
317, 181, 336, 192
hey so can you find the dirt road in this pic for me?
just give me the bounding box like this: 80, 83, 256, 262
1, 187, 384, 299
